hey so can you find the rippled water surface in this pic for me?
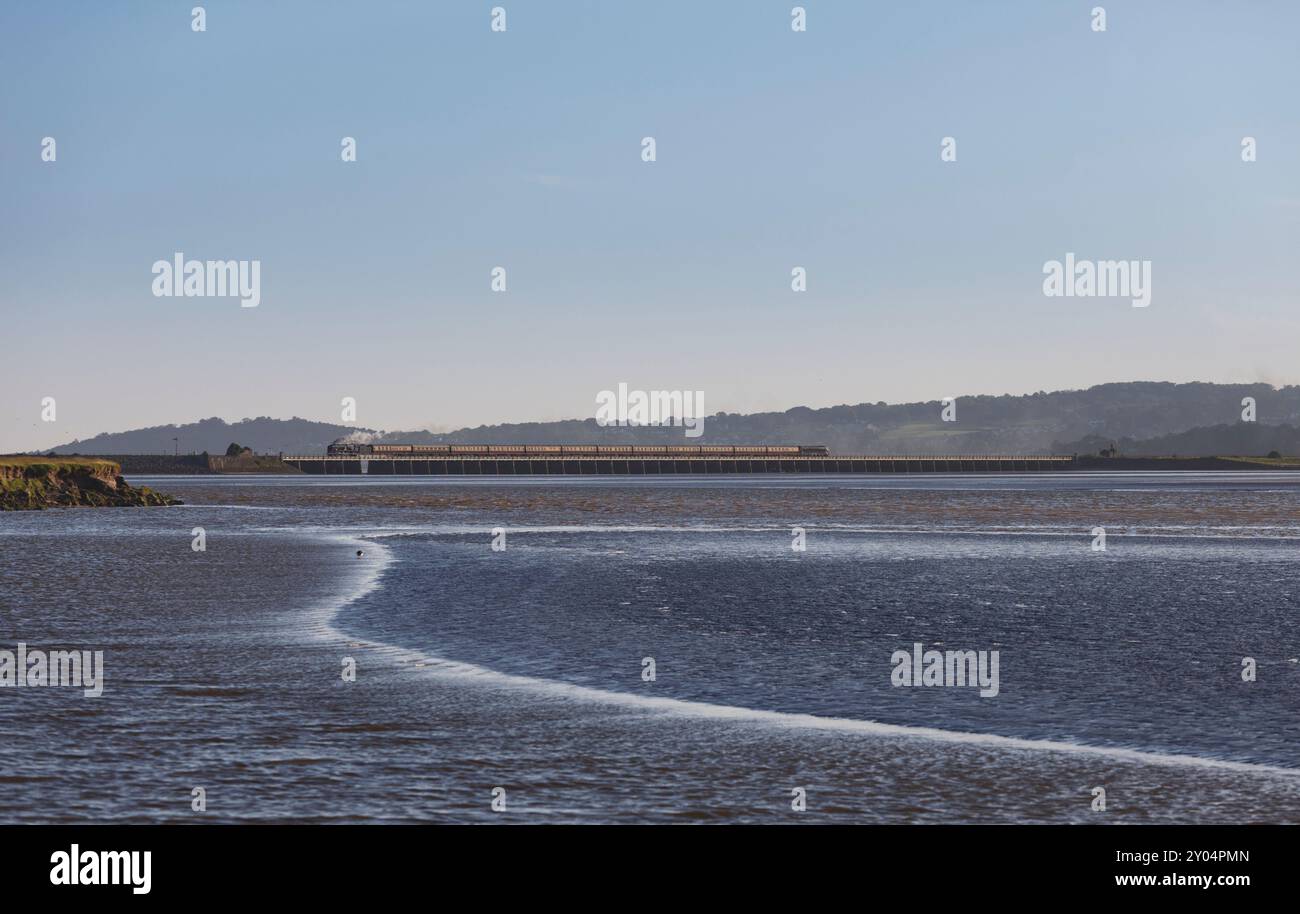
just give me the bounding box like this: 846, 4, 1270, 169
2, 474, 1298, 822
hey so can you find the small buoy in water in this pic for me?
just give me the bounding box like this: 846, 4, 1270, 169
356, 550, 364, 558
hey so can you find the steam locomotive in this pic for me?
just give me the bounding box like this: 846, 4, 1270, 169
326, 442, 831, 457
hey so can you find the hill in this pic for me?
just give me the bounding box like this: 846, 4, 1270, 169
48, 417, 372, 456
40, 382, 1300, 456
370, 382, 1300, 455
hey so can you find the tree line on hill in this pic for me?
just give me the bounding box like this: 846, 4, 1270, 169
42, 382, 1300, 457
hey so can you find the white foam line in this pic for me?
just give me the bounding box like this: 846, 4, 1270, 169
168, 504, 279, 510
267, 522, 1300, 543
305, 533, 1300, 779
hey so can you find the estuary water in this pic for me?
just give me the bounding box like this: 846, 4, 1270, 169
2, 473, 1299, 822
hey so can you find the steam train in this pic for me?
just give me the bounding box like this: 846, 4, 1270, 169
326, 442, 831, 457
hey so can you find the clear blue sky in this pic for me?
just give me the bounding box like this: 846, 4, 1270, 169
3, 1, 1298, 451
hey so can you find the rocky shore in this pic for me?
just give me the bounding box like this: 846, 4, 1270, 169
0, 458, 181, 510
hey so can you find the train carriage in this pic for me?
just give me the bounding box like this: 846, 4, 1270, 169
324, 440, 830, 461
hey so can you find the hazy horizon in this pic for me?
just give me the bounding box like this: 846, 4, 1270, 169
4, 1, 1298, 453
21, 375, 1300, 452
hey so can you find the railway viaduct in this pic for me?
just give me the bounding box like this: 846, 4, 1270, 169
281, 454, 1076, 475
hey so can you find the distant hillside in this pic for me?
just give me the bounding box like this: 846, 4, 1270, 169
1056, 423, 1300, 458
48, 417, 372, 456
371, 382, 1300, 455
41, 382, 1300, 456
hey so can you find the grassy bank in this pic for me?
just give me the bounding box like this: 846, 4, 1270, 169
0, 457, 181, 510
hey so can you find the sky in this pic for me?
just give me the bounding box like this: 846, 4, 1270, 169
2, 1, 1298, 452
